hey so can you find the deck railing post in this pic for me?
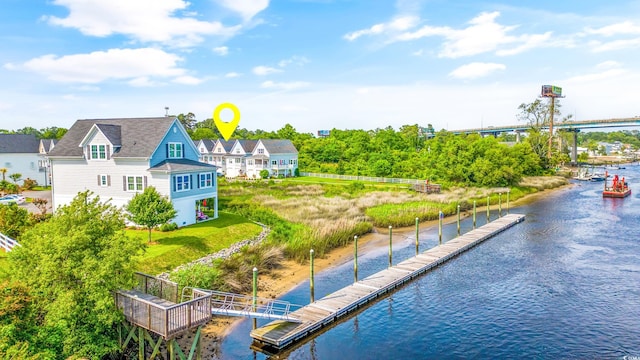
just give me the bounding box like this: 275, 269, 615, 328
388, 226, 393, 267
354, 236, 358, 283
415, 217, 419, 255
438, 210, 443, 245
457, 204, 461, 236
310, 249, 315, 303
473, 200, 477, 228
507, 190, 510, 214
499, 193, 502, 217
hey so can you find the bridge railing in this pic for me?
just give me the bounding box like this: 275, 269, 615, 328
188, 288, 303, 322
133, 272, 178, 303
0, 233, 20, 252
115, 290, 213, 339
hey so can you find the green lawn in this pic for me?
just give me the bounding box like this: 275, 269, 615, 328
130, 212, 263, 276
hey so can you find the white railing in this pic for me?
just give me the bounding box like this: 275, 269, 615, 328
0, 233, 20, 252
300, 172, 423, 184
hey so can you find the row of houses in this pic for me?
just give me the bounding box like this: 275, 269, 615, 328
0, 117, 298, 227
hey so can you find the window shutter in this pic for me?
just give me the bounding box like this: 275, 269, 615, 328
143, 176, 147, 189
166, 144, 169, 158
86, 145, 91, 159
197, 174, 200, 188
190, 174, 193, 190
173, 176, 176, 192
106, 145, 111, 160
123, 176, 126, 191
97, 175, 100, 186
107, 175, 111, 186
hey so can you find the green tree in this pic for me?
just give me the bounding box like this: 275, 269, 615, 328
0, 203, 31, 239
260, 169, 270, 179
125, 186, 177, 243
9, 173, 21, 184
9, 191, 145, 358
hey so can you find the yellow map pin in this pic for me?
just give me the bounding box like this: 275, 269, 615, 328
213, 102, 240, 141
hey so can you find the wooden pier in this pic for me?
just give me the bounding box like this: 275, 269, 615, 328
250, 213, 525, 352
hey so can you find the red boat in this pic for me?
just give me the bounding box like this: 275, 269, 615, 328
603, 173, 631, 198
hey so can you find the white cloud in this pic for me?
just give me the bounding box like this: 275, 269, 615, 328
6, 48, 188, 84
173, 75, 205, 85
344, 15, 419, 41
225, 72, 241, 78
449, 62, 506, 79
261, 80, 310, 90
253, 65, 282, 75
278, 56, 310, 68
353, 11, 549, 58
588, 38, 640, 52
585, 21, 640, 36
565, 62, 626, 83
213, 46, 229, 56
46, 0, 242, 47
215, 0, 269, 22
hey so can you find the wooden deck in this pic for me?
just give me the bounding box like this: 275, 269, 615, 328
250, 213, 525, 351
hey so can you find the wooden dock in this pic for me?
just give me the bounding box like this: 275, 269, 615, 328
250, 213, 525, 351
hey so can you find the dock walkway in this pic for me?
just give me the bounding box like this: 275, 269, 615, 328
250, 213, 525, 351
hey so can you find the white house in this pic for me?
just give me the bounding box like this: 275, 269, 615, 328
0, 134, 50, 186
247, 139, 298, 178
47, 117, 218, 227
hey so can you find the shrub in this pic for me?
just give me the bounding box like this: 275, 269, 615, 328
260, 170, 270, 179
21, 178, 37, 191
159, 222, 178, 232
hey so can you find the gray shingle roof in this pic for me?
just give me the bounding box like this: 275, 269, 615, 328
149, 159, 218, 173
217, 139, 234, 152
95, 124, 122, 146
0, 134, 40, 153
260, 139, 298, 154
238, 139, 258, 153
199, 139, 215, 152
48, 117, 176, 158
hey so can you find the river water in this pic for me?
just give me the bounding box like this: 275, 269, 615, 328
218, 166, 640, 359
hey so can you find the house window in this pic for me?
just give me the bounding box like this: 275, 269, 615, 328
235, 158, 241, 164
98, 174, 110, 187
91, 144, 107, 159
248, 159, 253, 165
217, 148, 222, 153
235, 149, 240, 154
271, 160, 277, 166
126, 176, 143, 191
175, 175, 190, 192
289, 159, 294, 165
258, 148, 264, 154
199, 173, 213, 188
168, 143, 183, 158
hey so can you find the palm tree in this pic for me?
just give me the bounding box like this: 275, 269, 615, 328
0, 168, 6, 181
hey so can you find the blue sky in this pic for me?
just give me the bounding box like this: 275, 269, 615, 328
2, 0, 640, 134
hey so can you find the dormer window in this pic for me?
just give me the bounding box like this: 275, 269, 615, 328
258, 148, 264, 154
90, 144, 107, 160
168, 142, 183, 158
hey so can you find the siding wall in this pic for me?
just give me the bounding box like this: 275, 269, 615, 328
0, 153, 44, 185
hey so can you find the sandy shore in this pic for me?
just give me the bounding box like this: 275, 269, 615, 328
189, 182, 574, 357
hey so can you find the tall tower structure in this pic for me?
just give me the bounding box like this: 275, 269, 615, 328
540, 85, 565, 159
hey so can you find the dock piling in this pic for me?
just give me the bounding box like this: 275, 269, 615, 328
473, 200, 477, 228
457, 204, 461, 236
388, 226, 393, 267
438, 210, 443, 245
354, 236, 358, 283
415, 217, 419, 255
253, 267, 258, 329
499, 193, 502, 217
486, 196, 490, 222
310, 250, 315, 303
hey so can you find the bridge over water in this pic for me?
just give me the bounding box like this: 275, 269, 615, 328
450, 116, 640, 164
450, 116, 640, 136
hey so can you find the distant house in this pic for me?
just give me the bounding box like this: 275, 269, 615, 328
48, 117, 218, 227
0, 134, 50, 186
247, 139, 298, 178
195, 138, 234, 175
196, 138, 298, 178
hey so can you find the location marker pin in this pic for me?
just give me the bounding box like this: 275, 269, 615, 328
213, 102, 240, 141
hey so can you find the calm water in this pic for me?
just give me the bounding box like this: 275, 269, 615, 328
219, 166, 640, 359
